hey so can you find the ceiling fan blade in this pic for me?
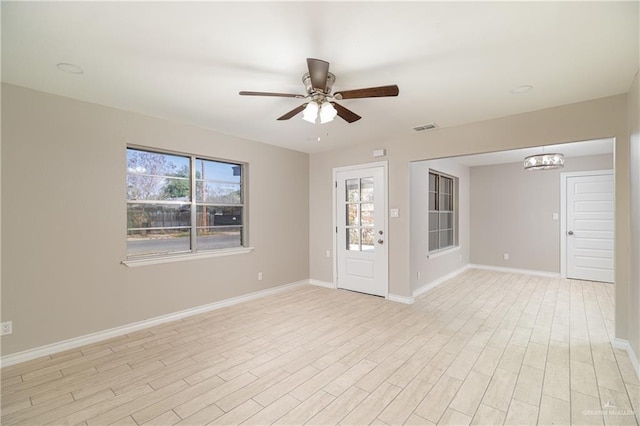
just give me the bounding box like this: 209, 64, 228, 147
277, 104, 307, 121
307, 58, 330, 92
331, 102, 361, 123
239, 91, 305, 99
334, 85, 399, 99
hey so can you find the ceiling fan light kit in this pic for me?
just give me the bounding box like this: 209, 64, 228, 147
240, 58, 399, 125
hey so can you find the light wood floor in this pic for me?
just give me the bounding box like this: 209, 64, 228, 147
1, 269, 639, 425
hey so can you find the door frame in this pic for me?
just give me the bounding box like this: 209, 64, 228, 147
332, 161, 389, 296
560, 169, 614, 279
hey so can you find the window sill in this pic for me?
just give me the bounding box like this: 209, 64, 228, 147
427, 246, 460, 260
122, 247, 255, 268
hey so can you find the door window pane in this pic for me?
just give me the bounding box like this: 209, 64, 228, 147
347, 204, 359, 226
347, 228, 360, 250
346, 179, 360, 202
361, 203, 374, 226
361, 229, 375, 252
360, 178, 374, 201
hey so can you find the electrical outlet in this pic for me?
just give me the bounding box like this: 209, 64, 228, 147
325, 250, 331, 258
1, 321, 13, 336
503, 253, 510, 261
258, 272, 263, 281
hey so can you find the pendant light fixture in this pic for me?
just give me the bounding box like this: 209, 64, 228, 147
524, 152, 564, 170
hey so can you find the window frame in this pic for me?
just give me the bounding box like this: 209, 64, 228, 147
123, 145, 251, 266
428, 170, 458, 254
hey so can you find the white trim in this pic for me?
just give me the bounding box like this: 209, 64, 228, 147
308, 279, 336, 289
468, 264, 561, 278
414, 265, 470, 297
333, 161, 390, 173
0, 279, 306, 368
612, 338, 640, 380
388, 294, 415, 305
122, 247, 254, 267
560, 169, 614, 279
427, 246, 460, 260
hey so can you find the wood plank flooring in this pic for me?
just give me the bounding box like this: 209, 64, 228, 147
1, 269, 638, 425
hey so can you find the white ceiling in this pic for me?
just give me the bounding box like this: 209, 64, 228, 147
2, 2, 638, 154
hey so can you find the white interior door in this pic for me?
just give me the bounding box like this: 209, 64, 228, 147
566, 172, 614, 283
335, 165, 388, 297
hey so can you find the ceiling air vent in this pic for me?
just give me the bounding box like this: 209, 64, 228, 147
413, 123, 438, 132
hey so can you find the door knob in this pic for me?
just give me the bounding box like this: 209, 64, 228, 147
378, 239, 384, 244
568, 231, 574, 235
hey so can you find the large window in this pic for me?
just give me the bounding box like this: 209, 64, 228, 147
428, 171, 456, 252
126, 147, 244, 258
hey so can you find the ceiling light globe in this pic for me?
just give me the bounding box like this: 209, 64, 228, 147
302, 102, 319, 124
319, 102, 337, 124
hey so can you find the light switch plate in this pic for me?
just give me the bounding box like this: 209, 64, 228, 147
390, 208, 399, 217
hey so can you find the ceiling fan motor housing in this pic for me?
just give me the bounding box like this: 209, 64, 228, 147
303, 72, 335, 95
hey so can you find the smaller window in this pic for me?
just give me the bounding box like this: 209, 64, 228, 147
428, 171, 456, 252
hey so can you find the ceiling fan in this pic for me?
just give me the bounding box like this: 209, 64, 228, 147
239, 58, 399, 124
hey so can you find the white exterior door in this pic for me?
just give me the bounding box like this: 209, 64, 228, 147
335, 164, 388, 297
566, 172, 614, 283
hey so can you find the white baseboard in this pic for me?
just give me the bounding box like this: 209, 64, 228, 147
388, 294, 414, 305
308, 279, 336, 289
414, 265, 470, 298
468, 264, 561, 278
0, 280, 308, 368
612, 338, 640, 380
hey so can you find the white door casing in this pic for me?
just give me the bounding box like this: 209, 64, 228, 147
561, 170, 614, 283
334, 163, 388, 297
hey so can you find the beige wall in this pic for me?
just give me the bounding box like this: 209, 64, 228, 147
628, 71, 639, 359
470, 154, 613, 273
2, 82, 637, 359
410, 158, 470, 292
1, 84, 310, 355
309, 94, 632, 339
